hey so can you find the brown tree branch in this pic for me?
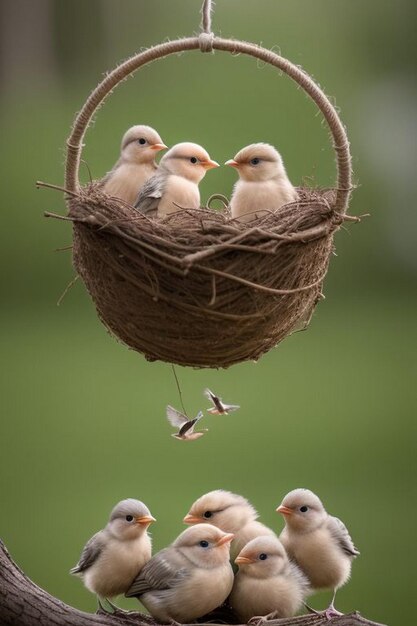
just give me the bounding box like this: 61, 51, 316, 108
0, 540, 386, 626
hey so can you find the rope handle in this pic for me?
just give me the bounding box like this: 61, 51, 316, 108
65, 0, 352, 214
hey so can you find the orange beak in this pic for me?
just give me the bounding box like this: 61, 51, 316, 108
276, 505, 293, 516
235, 555, 254, 565
202, 159, 220, 170
183, 514, 202, 524
216, 533, 234, 546
136, 514, 156, 525
225, 159, 239, 168
150, 142, 168, 151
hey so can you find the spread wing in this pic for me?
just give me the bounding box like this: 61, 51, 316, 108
125, 549, 190, 597
70, 531, 105, 574
328, 516, 360, 557
204, 388, 223, 412
166, 405, 188, 429
179, 411, 204, 436
134, 173, 166, 215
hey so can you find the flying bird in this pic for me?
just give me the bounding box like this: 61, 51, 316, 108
70, 498, 156, 612
101, 125, 168, 205
277, 488, 360, 618
134, 142, 219, 217
226, 143, 298, 222
166, 405, 207, 441
204, 388, 240, 415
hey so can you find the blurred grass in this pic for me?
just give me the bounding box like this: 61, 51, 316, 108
0, 1, 416, 625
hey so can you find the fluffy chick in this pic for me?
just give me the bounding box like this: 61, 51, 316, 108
101, 125, 167, 205
277, 488, 360, 616
125, 524, 234, 623
70, 499, 156, 611
226, 143, 298, 222
230, 536, 309, 622
135, 142, 219, 217
184, 490, 276, 560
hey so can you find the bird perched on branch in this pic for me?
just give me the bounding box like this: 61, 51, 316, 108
204, 388, 240, 415
70, 499, 156, 613
166, 405, 207, 441
125, 524, 234, 622
230, 535, 310, 622
101, 125, 167, 205
134, 142, 219, 217
226, 143, 298, 222
277, 488, 360, 619
184, 490, 276, 560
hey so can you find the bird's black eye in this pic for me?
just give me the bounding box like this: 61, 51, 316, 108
299, 506, 309, 513
126, 515, 134, 522
250, 157, 260, 165
190, 157, 198, 164
199, 540, 209, 548
138, 138, 146, 145
203, 511, 212, 519
259, 553, 268, 560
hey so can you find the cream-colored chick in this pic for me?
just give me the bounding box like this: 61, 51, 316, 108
125, 523, 234, 622
101, 125, 167, 205
134, 142, 219, 217
226, 143, 298, 222
183, 490, 276, 560
230, 536, 309, 622
70, 498, 156, 612
277, 488, 360, 617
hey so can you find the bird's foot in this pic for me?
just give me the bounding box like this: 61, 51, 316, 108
248, 611, 279, 625
303, 603, 344, 621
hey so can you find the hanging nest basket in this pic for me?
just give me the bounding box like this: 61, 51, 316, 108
58, 7, 355, 369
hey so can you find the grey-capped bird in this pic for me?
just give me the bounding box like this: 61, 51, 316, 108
125, 524, 234, 622
70, 499, 156, 612
230, 536, 310, 623
134, 142, 219, 217
226, 143, 298, 222
166, 405, 208, 441
183, 490, 276, 560
277, 488, 360, 618
204, 388, 240, 415
101, 125, 168, 205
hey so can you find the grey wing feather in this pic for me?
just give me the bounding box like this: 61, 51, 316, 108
328, 516, 360, 557
125, 549, 189, 597
134, 173, 166, 214
70, 531, 105, 574
166, 405, 188, 429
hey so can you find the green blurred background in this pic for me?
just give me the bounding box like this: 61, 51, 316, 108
0, 1, 415, 624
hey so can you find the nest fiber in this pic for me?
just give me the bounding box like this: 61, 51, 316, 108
69, 185, 343, 368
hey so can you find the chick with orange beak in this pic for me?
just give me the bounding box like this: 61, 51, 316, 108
230, 536, 309, 622
70, 498, 156, 613
125, 524, 234, 622
277, 488, 360, 618
135, 142, 219, 217
101, 125, 168, 205
183, 489, 276, 560
226, 143, 298, 222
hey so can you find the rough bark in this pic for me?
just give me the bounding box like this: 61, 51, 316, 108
0, 540, 387, 626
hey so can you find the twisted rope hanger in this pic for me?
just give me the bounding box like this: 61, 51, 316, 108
65, 0, 352, 214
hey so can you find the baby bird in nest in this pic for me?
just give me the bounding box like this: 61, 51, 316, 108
226, 143, 298, 222
70, 499, 156, 613
230, 535, 310, 623
101, 125, 167, 205
277, 488, 360, 619
184, 490, 276, 560
134, 142, 219, 217
166, 405, 208, 441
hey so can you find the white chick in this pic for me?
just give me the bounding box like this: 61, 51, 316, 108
226, 143, 298, 222
134, 142, 219, 217
101, 125, 167, 205
125, 524, 234, 622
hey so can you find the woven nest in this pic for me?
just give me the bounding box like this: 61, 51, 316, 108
68, 184, 344, 368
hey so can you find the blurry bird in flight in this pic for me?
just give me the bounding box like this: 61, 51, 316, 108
204, 388, 240, 415
166, 405, 207, 441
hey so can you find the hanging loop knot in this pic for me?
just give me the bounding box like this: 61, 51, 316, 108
199, 31, 214, 53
